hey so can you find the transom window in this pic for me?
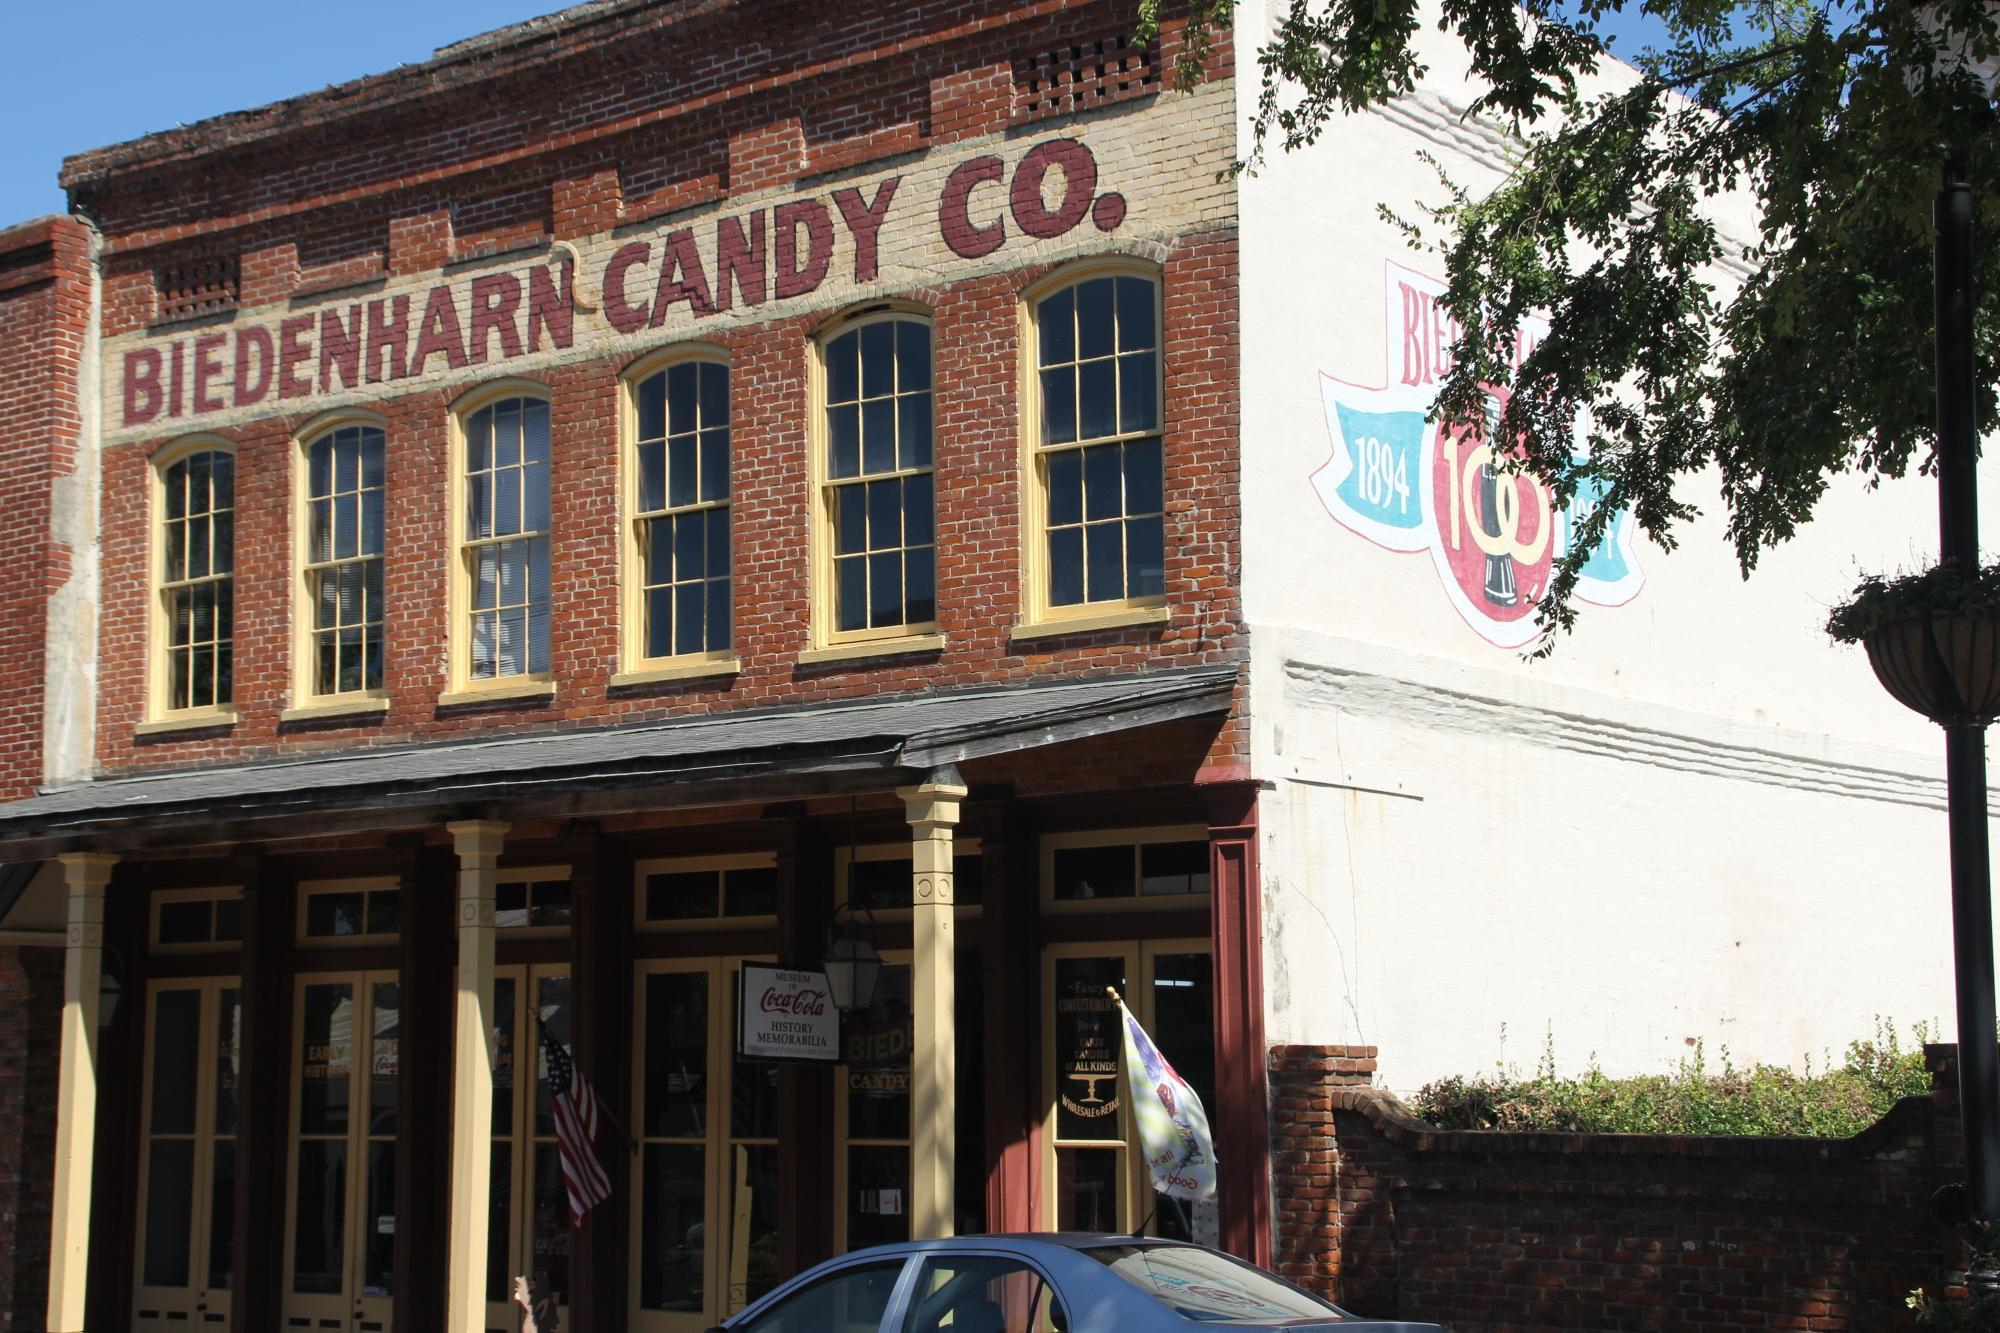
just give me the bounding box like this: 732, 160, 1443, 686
299, 884, 400, 942
1033, 273, 1164, 609
150, 888, 243, 950
632, 359, 732, 660
462, 396, 551, 680
636, 855, 778, 926
159, 447, 235, 713
820, 316, 936, 638
304, 424, 386, 695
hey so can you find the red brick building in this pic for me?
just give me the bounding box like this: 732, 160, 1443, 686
0, 3, 1266, 1330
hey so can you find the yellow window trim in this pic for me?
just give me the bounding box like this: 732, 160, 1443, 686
436, 676, 556, 709
1015, 258, 1169, 633
807, 304, 940, 651
291, 408, 390, 711
796, 632, 946, 666
148, 885, 243, 953
146, 435, 239, 725
619, 344, 735, 676
446, 379, 554, 695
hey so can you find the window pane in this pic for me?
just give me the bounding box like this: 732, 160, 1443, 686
642, 971, 708, 1136
906, 547, 935, 626
1127, 516, 1165, 599
700, 428, 730, 502
1041, 368, 1077, 445
639, 441, 666, 513
363, 1141, 396, 1295
530, 880, 573, 927
149, 988, 202, 1133
1120, 352, 1159, 434
1140, 841, 1211, 896
524, 399, 550, 464
492, 977, 516, 1136
361, 489, 383, 556
291, 1140, 347, 1293
708, 578, 732, 651
1078, 360, 1116, 440
529, 1141, 574, 1304
367, 889, 402, 937
676, 511, 707, 582
869, 551, 902, 628
829, 404, 861, 480
142, 1140, 195, 1287
836, 485, 866, 556
706, 506, 731, 577
845, 963, 911, 1140
1055, 1148, 1122, 1231
526, 458, 550, 532
1053, 845, 1135, 901
1116, 276, 1157, 351
486, 1140, 511, 1303
1048, 529, 1083, 607
827, 330, 859, 404
700, 360, 729, 426
862, 399, 895, 474
1124, 438, 1164, 516
1084, 444, 1122, 522
157, 900, 211, 946
675, 583, 705, 656
645, 871, 718, 921
468, 474, 492, 540
214, 510, 235, 574
1077, 278, 1114, 359
309, 440, 333, 498
496, 465, 522, 535
638, 373, 666, 441
297, 985, 355, 1135
899, 393, 932, 470
728, 1144, 782, 1313
846, 1146, 912, 1251
837, 556, 867, 632
867, 479, 901, 552
731, 1044, 781, 1140
1039, 288, 1075, 366
724, 866, 777, 917
207, 1138, 236, 1289
467, 407, 493, 472
648, 516, 673, 586
647, 586, 674, 659
306, 892, 366, 939
897, 320, 931, 390
669, 436, 696, 508
361, 429, 385, 489
215, 901, 242, 946
861, 321, 895, 398
903, 473, 934, 549
496, 880, 529, 929
1054, 955, 1126, 1142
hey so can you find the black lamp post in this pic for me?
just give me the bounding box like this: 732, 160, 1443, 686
1933, 144, 2000, 1223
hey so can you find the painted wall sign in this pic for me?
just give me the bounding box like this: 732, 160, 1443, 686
736, 964, 839, 1063
1311, 263, 1644, 648
102, 81, 1237, 443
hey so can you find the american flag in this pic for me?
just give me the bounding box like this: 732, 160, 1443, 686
538, 1014, 612, 1225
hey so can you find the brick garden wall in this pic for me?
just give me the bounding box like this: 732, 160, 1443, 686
0, 946, 62, 1331
1270, 1043, 1968, 1332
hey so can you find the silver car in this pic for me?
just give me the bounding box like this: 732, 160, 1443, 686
707, 1233, 1443, 1331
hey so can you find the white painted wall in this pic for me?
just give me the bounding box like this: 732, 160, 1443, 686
1233, 0, 2000, 1090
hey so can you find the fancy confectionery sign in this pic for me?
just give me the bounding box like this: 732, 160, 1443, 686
103, 84, 1234, 442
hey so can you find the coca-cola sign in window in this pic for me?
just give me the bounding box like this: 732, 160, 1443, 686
737, 964, 840, 1063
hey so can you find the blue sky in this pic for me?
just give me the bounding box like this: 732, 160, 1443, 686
0, 1, 1679, 228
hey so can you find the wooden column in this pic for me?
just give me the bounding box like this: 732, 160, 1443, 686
899, 769, 966, 1241
90, 863, 148, 1333
394, 842, 454, 1331
47, 852, 114, 1332
446, 820, 508, 1333
980, 802, 1038, 1234
775, 816, 834, 1273
566, 822, 630, 1331
233, 862, 295, 1331
1204, 780, 1272, 1266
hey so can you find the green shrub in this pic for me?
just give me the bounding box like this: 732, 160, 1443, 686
1410, 1020, 1933, 1137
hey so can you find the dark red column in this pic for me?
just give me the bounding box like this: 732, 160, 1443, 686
981, 800, 1038, 1234
393, 842, 454, 1332
776, 816, 835, 1273
1204, 779, 1271, 1266
232, 857, 296, 1332
569, 822, 631, 1331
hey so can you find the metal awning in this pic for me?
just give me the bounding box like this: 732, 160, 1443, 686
0, 666, 1235, 851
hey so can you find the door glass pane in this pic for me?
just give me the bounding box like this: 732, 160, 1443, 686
291, 1139, 347, 1293
846, 1143, 909, 1251
1149, 953, 1217, 1245
150, 989, 202, 1135
728, 1143, 781, 1313
643, 972, 708, 1137
1054, 957, 1124, 1140
371, 981, 400, 1138
487, 1141, 511, 1303
207, 1138, 236, 1289
298, 983, 354, 1135
638, 1143, 706, 1311
493, 976, 517, 1137
731, 1047, 780, 1140
142, 1139, 195, 1287
215, 987, 243, 1135
533, 976, 572, 1138
363, 1141, 396, 1296
845, 965, 911, 1140
1055, 1147, 1122, 1232
530, 1141, 574, 1305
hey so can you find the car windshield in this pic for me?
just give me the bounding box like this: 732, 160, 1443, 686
1084, 1244, 1342, 1323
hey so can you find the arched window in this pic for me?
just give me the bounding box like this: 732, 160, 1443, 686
1026, 268, 1165, 620
815, 313, 936, 644
300, 421, 386, 697
628, 356, 732, 665
157, 444, 235, 715
457, 393, 551, 684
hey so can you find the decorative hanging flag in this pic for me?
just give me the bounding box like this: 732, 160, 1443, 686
536, 1011, 613, 1225
1110, 988, 1217, 1202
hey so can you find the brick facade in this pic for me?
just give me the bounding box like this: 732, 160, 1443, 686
0, 217, 92, 800
0, 946, 61, 1331
64, 0, 1244, 781
1271, 1043, 1971, 1331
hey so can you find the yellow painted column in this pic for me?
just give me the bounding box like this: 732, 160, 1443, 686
899, 769, 966, 1240
445, 820, 507, 1333
48, 852, 116, 1333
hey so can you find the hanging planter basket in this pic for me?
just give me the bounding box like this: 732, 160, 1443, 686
1830, 563, 2000, 727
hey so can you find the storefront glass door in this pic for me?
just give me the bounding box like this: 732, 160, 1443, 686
284, 973, 398, 1332
487, 966, 575, 1329
133, 978, 241, 1333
